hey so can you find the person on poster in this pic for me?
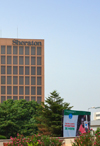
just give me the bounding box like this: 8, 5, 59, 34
79, 118, 86, 134
78, 117, 88, 134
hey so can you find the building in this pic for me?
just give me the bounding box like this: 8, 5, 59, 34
93, 112, 100, 120
90, 112, 100, 131
0, 38, 44, 103
91, 120, 100, 131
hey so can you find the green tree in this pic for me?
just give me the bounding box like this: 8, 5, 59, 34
0, 99, 40, 138
37, 90, 73, 137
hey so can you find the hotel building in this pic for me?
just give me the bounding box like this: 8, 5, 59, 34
0, 38, 44, 103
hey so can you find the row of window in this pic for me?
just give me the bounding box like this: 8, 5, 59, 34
1, 96, 41, 103
1, 66, 41, 75
1, 86, 41, 95
1, 76, 41, 85
1, 46, 41, 55
1, 56, 41, 65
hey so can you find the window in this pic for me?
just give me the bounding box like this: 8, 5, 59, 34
25, 96, 29, 101
7, 46, 11, 54
13, 66, 18, 74
7, 76, 11, 84
25, 57, 29, 65
25, 87, 29, 95
1, 76, 5, 84
96, 114, 100, 117
13, 96, 18, 100
31, 77, 35, 85
19, 96, 23, 100
19, 56, 23, 65
37, 57, 41, 65
25, 67, 29, 75
1, 56, 5, 64
13, 46, 17, 54
31, 67, 35, 75
19, 76, 23, 85
1, 66, 5, 74
13, 86, 18, 94
37, 97, 41, 104
25, 46, 29, 55
7, 96, 11, 100
31, 47, 35, 55
37, 77, 41, 85
37, 87, 41, 95
7, 56, 11, 64
13, 56, 17, 64
7, 66, 11, 74
37, 47, 41, 55
31, 57, 35, 65
7, 86, 11, 94
1, 86, 5, 94
31, 96, 36, 101
19, 87, 23, 95
19, 46, 23, 54
37, 67, 41, 75
31, 87, 35, 95
1, 96, 5, 103
13, 76, 18, 84
1, 46, 5, 54
25, 77, 29, 85
19, 66, 23, 75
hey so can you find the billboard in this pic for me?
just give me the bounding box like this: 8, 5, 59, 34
63, 110, 91, 137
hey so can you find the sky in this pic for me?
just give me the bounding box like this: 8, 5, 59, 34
0, 0, 100, 118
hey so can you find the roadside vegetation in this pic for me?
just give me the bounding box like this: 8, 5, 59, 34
0, 90, 72, 139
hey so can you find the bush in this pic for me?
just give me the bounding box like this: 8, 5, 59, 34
72, 129, 100, 146
95, 127, 100, 135
94, 131, 100, 146
0, 135, 6, 139
7, 134, 63, 146
72, 130, 94, 146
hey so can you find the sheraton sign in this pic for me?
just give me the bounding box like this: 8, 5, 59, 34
12, 39, 42, 46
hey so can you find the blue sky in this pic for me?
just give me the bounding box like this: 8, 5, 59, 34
0, 0, 100, 117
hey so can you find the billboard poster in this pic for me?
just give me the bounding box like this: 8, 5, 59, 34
63, 110, 91, 137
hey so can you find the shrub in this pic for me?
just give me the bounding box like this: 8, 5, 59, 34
94, 131, 100, 146
95, 127, 100, 135
72, 130, 94, 146
7, 133, 62, 146
0, 135, 6, 139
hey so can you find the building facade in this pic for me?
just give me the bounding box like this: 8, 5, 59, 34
0, 38, 44, 103
93, 112, 100, 120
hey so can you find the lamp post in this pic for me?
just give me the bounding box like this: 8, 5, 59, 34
88, 107, 95, 111
88, 107, 100, 111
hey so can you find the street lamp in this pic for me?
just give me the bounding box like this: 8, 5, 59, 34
88, 107, 100, 111
88, 107, 95, 111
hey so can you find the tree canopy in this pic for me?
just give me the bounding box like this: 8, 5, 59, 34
37, 90, 73, 136
0, 99, 40, 138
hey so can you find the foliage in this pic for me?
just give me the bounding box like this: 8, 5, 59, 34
37, 90, 73, 137
72, 129, 100, 146
7, 134, 63, 146
94, 131, 100, 146
95, 127, 100, 135
72, 130, 94, 146
0, 99, 40, 138
0, 135, 6, 139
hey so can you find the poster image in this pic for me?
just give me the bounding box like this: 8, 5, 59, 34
63, 110, 91, 137
76, 115, 90, 136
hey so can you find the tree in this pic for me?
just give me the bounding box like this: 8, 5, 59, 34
37, 90, 73, 137
0, 99, 41, 138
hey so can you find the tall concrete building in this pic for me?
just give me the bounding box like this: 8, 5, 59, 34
0, 38, 44, 103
